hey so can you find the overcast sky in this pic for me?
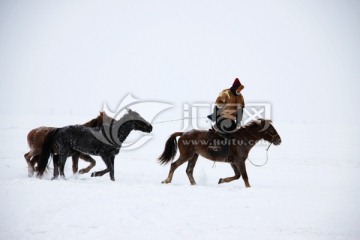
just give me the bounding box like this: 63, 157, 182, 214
0, 0, 359, 124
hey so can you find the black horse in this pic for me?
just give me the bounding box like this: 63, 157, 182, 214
37, 109, 153, 181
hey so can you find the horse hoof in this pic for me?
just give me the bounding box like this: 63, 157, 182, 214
218, 179, 224, 184
110, 178, 115, 181
28, 169, 35, 178
51, 176, 57, 180
91, 172, 96, 177
79, 169, 85, 174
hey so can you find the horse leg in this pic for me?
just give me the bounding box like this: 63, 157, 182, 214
218, 163, 241, 184
30, 155, 39, 171
236, 161, 250, 188
51, 155, 60, 180
91, 168, 110, 178
186, 154, 199, 185
78, 154, 96, 174
162, 155, 190, 184
59, 155, 67, 180
71, 153, 80, 174
109, 156, 115, 181
91, 155, 113, 180
24, 152, 32, 166
24, 152, 35, 177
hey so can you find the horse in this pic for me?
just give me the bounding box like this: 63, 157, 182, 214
24, 112, 114, 177
37, 109, 153, 181
158, 119, 281, 188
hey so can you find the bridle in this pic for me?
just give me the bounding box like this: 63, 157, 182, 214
131, 119, 151, 131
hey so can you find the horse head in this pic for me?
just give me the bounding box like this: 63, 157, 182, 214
257, 119, 282, 146
125, 109, 153, 133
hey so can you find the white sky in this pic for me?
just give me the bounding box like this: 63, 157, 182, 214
0, 0, 359, 124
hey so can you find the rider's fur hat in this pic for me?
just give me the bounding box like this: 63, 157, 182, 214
230, 78, 243, 95
231, 78, 241, 89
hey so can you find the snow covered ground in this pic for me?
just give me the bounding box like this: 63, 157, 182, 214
0, 114, 359, 240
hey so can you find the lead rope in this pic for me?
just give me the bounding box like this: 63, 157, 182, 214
152, 117, 208, 124
247, 143, 272, 167
212, 161, 216, 168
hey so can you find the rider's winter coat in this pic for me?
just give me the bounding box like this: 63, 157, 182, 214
215, 88, 244, 121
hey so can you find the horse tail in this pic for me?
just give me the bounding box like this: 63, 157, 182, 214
158, 132, 183, 165
37, 128, 59, 177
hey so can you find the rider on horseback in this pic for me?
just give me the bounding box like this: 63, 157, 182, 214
207, 78, 245, 156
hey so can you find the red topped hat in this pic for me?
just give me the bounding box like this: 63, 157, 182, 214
232, 78, 241, 89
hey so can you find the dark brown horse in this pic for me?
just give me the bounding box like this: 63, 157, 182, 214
24, 112, 113, 177
37, 109, 153, 181
158, 119, 281, 187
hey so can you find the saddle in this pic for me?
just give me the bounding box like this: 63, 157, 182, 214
207, 127, 231, 157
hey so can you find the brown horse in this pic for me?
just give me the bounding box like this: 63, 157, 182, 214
158, 119, 281, 187
24, 112, 113, 177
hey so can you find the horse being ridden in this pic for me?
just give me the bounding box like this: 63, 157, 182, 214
37, 109, 153, 181
24, 112, 114, 177
158, 119, 281, 187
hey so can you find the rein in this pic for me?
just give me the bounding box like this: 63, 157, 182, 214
247, 143, 272, 167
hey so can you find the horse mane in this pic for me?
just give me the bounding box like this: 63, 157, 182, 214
82, 112, 105, 127
116, 109, 141, 125
240, 119, 273, 133
241, 119, 263, 129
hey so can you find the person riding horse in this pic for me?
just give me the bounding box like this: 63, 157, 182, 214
207, 78, 245, 156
